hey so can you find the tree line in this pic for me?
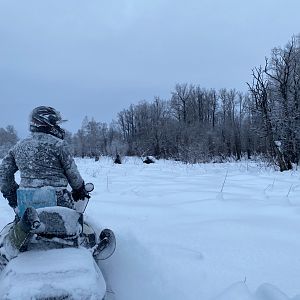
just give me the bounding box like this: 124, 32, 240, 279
1, 35, 300, 171
0, 126, 18, 158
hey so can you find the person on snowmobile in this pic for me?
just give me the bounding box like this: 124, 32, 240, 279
0, 106, 90, 266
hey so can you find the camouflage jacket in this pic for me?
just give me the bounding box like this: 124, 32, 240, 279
0, 132, 83, 196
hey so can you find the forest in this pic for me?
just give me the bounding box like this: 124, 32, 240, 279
1, 35, 300, 171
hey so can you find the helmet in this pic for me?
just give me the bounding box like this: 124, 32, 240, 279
30, 106, 66, 139
30, 106, 64, 127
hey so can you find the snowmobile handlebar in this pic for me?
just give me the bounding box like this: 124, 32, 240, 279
73, 183, 94, 214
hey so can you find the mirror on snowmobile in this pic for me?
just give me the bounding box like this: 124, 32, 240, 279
94, 229, 116, 261
85, 183, 94, 193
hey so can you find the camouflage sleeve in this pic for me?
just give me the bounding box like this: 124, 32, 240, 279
59, 141, 84, 190
0, 149, 19, 197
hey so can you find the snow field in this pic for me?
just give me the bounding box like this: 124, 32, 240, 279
1, 157, 300, 299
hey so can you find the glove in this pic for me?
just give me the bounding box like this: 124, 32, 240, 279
2, 185, 18, 209
6, 193, 17, 208
72, 183, 90, 202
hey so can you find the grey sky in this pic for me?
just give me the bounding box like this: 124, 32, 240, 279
0, 0, 299, 137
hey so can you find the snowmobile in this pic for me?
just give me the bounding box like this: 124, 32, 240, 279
0, 183, 116, 300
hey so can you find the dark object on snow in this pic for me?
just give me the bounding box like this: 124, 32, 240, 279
143, 156, 155, 164
114, 154, 122, 164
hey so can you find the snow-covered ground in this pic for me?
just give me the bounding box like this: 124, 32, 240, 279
1, 157, 300, 299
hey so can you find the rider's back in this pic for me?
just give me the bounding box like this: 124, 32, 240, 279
8, 132, 82, 190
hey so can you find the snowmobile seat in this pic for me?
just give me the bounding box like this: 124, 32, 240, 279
35, 207, 83, 239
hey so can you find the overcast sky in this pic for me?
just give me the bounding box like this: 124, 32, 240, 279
0, 0, 299, 137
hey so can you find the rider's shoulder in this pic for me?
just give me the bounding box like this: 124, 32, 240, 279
15, 133, 68, 151
31, 132, 64, 145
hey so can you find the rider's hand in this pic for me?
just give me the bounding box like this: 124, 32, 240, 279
3, 187, 18, 209
2, 183, 19, 209
72, 183, 90, 201
6, 193, 17, 209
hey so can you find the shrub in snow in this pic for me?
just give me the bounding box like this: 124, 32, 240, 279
143, 156, 155, 164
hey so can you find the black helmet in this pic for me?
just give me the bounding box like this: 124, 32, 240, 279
30, 106, 66, 139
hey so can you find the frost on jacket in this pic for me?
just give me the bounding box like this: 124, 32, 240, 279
0, 132, 83, 196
